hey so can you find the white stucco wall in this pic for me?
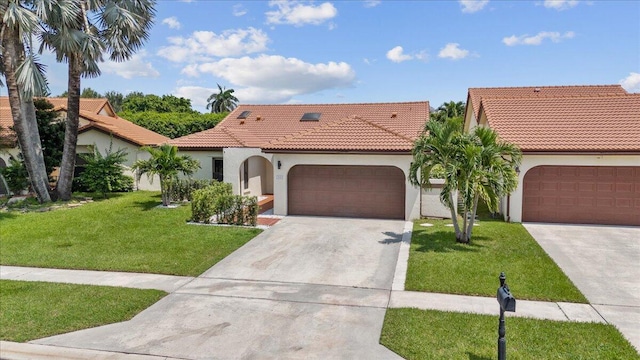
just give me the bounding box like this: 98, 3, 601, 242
180, 150, 224, 181
271, 153, 421, 220
506, 154, 640, 223
222, 148, 274, 196
421, 179, 456, 218
77, 130, 160, 191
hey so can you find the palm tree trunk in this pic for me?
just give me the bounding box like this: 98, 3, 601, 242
448, 191, 462, 239
56, 53, 82, 201
1, 25, 51, 203
159, 176, 169, 206
466, 193, 480, 242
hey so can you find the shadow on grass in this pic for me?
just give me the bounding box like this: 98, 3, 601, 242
0, 211, 18, 220
467, 352, 491, 360
412, 229, 489, 253
134, 199, 162, 211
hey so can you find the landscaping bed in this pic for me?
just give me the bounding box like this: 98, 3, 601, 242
406, 218, 586, 303
381, 308, 639, 359
0, 191, 261, 276
0, 280, 165, 342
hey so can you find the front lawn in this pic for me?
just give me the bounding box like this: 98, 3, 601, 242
0, 191, 261, 276
0, 280, 165, 342
406, 218, 586, 303
381, 308, 639, 359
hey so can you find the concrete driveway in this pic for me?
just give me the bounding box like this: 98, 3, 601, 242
34, 216, 407, 359
524, 223, 640, 351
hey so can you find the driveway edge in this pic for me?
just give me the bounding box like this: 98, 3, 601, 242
391, 221, 413, 291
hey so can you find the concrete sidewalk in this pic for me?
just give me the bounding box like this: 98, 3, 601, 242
0, 266, 194, 292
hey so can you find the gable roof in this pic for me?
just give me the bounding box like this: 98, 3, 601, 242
466, 85, 627, 121
479, 93, 640, 152
0, 97, 167, 147
170, 102, 430, 152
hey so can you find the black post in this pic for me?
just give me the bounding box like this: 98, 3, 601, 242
498, 272, 507, 360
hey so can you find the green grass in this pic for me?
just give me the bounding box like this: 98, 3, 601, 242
0, 191, 261, 276
0, 280, 165, 342
381, 308, 640, 360
406, 217, 587, 303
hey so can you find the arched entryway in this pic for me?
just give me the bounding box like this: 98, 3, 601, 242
239, 156, 274, 214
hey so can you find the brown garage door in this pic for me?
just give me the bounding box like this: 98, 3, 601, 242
288, 165, 405, 219
523, 166, 640, 226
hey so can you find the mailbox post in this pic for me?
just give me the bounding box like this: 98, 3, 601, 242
497, 272, 516, 360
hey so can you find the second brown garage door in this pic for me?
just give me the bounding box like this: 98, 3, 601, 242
288, 165, 405, 219
523, 165, 640, 226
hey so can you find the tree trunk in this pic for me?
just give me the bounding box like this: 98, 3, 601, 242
465, 193, 480, 242
56, 53, 82, 201
160, 176, 169, 206
1, 25, 51, 203
447, 191, 462, 239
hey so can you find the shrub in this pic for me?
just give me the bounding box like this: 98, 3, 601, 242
0, 156, 29, 195
191, 182, 232, 223
77, 143, 131, 198
167, 178, 220, 202
190, 183, 258, 226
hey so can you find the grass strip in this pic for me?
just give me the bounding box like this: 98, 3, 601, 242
0, 280, 165, 342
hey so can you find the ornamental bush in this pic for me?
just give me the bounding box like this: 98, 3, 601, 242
190, 182, 233, 223
0, 156, 29, 195
77, 144, 132, 198
190, 183, 258, 226
167, 178, 220, 202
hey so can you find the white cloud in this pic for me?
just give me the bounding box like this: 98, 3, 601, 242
101, 51, 160, 79
459, 0, 489, 13
173, 86, 215, 107
620, 72, 640, 93
438, 43, 469, 60
386, 46, 413, 63
157, 28, 269, 62
182, 55, 355, 103
161, 17, 181, 29
364, 0, 381, 7
233, 4, 247, 16
266, 1, 337, 26
502, 31, 575, 46
543, 0, 579, 10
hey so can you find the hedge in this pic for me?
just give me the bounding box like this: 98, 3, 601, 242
167, 178, 220, 202
191, 183, 258, 226
118, 111, 227, 139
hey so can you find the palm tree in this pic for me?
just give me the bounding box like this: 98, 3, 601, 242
38, 0, 156, 201
0, 1, 55, 203
409, 118, 465, 239
409, 118, 521, 243
206, 84, 239, 113
132, 144, 200, 206
430, 101, 466, 123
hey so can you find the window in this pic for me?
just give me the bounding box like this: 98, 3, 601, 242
213, 159, 223, 182
301, 112, 321, 121
243, 160, 249, 189
237, 111, 251, 119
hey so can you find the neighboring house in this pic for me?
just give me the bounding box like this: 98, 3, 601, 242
170, 102, 434, 220
0, 97, 168, 192
463, 86, 640, 226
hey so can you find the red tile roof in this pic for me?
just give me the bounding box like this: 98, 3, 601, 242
0, 97, 167, 147
467, 85, 627, 120
170, 102, 430, 152
0, 107, 15, 146
78, 111, 169, 146
480, 94, 640, 152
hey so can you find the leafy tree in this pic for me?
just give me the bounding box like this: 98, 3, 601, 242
132, 144, 200, 206
77, 142, 132, 198
206, 84, 238, 113
34, 99, 65, 176
431, 101, 465, 123
0, 1, 52, 203
0, 156, 29, 195
122, 93, 194, 113
409, 118, 521, 243
38, 0, 155, 201
118, 111, 226, 138
104, 90, 124, 112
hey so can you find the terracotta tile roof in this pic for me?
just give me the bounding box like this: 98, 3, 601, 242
467, 85, 627, 120
0, 107, 16, 146
78, 111, 169, 146
170, 102, 429, 151
0, 97, 110, 115
0, 97, 167, 147
480, 94, 640, 152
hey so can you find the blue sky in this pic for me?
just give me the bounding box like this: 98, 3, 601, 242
28, 0, 640, 112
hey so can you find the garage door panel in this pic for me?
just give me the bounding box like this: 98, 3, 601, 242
523, 165, 640, 226
288, 165, 405, 219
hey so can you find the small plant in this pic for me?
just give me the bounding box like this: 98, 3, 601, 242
77, 143, 132, 198
0, 156, 29, 195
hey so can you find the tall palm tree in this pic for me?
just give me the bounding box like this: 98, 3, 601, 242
206, 84, 238, 113
132, 144, 200, 206
39, 0, 156, 201
0, 1, 59, 203
430, 101, 466, 123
